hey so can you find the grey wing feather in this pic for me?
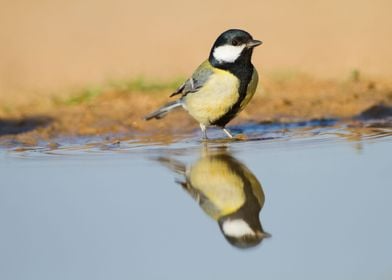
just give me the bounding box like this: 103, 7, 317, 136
179, 179, 221, 217
170, 65, 213, 97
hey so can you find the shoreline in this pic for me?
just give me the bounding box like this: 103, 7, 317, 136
1, 74, 391, 146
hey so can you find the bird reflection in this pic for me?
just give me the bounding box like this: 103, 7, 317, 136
157, 146, 270, 249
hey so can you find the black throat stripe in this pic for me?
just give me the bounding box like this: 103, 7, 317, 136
216, 153, 263, 231
209, 53, 254, 127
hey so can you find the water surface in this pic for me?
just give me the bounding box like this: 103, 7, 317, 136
1, 122, 392, 280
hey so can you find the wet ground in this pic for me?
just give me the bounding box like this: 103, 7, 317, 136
1, 120, 392, 280
1, 75, 392, 147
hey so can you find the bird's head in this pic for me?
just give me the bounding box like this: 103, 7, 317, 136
219, 218, 270, 249
209, 29, 262, 65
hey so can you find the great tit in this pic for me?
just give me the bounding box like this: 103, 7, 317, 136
157, 147, 270, 249
145, 29, 262, 139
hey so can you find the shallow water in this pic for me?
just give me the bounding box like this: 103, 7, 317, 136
1, 121, 392, 280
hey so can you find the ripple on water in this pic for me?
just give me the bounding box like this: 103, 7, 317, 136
6, 119, 392, 159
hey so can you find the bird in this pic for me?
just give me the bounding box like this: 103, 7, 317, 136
144, 29, 262, 139
157, 147, 270, 249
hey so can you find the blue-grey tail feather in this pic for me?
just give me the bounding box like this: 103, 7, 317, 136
155, 156, 186, 175
144, 100, 182, 120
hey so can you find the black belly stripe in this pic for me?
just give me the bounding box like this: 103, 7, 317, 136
211, 64, 254, 127
216, 153, 262, 229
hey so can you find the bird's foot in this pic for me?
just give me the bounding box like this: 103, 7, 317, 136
222, 128, 233, 139
200, 124, 208, 140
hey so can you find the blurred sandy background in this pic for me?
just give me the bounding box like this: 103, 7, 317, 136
1, 0, 392, 104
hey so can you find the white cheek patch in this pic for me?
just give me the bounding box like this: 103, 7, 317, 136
213, 44, 246, 63
222, 219, 255, 238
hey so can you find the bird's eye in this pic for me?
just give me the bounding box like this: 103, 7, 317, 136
231, 39, 239, 46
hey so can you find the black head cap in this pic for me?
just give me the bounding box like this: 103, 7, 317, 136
209, 29, 262, 66
219, 221, 270, 249
218, 215, 270, 249
213, 29, 254, 48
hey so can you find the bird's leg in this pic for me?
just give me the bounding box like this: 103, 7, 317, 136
200, 124, 208, 140
222, 127, 233, 138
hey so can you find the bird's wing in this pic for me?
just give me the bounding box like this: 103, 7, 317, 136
170, 60, 214, 97
177, 179, 223, 220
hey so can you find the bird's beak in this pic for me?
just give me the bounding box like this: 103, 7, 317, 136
246, 39, 262, 49
256, 230, 271, 239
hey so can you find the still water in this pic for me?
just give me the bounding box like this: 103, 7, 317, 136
1, 123, 392, 280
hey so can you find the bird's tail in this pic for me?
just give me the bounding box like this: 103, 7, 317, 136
144, 100, 182, 120
155, 156, 186, 175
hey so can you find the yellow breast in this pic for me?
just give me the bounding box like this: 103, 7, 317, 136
189, 157, 246, 219
183, 69, 240, 125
